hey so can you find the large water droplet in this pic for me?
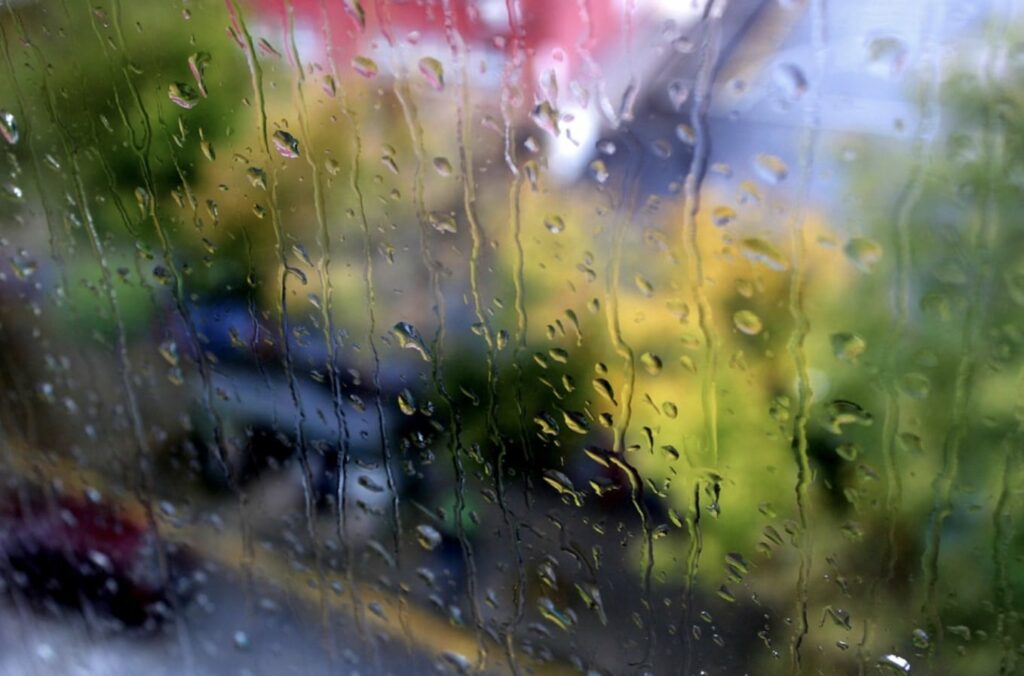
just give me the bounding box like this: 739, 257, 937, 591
418, 57, 444, 91
415, 524, 442, 550
844, 237, 883, 273
352, 56, 378, 79
733, 309, 764, 335
0, 110, 19, 144
168, 82, 200, 109
753, 154, 788, 184
878, 654, 911, 674
830, 332, 866, 361
739, 237, 788, 271
272, 130, 301, 159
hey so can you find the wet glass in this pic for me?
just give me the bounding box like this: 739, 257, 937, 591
0, 0, 1021, 674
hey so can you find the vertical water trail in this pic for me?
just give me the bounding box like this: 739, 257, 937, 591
225, 0, 330, 639
90, 0, 259, 594
374, 16, 489, 672
282, 1, 354, 655
575, 0, 618, 128
317, 0, 366, 643
677, 4, 726, 671
495, 3, 529, 669
858, 3, 944, 668
992, 397, 1023, 676
19, 6, 196, 670
921, 0, 1008, 643
602, 131, 655, 667
438, 0, 507, 663
786, 1, 825, 670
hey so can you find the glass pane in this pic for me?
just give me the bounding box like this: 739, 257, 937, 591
0, 0, 1020, 673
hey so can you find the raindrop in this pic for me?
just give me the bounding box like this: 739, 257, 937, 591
352, 56, 379, 79
418, 57, 444, 91
733, 309, 764, 336
531, 101, 560, 137
911, 628, 930, 650
675, 123, 695, 145
188, 51, 210, 97
432, 156, 452, 177
739, 237, 788, 271
878, 654, 911, 674
835, 443, 859, 462
416, 524, 442, 551
543, 470, 582, 506
640, 352, 663, 375
168, 82, 200, 109
589, 159, 609, 183
247, 167, 267, 189
544, 215, 565, 234
398, 388, 416, 415
430, 213, 458, 234
0, 110, 18, 144
342, 0, 366, 30
773, 63, 807, 100
898, 372, 930, 400
753, 154, 788, 184
831, 332, 866, 361
844, 237, 883, 273
712, 206, 736, 227
865, 35, 909, 79
391, 322, 431, 361
272, 130, 301, 159
824, 400, 874, 434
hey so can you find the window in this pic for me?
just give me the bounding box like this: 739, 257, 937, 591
0, 1, 1019, 673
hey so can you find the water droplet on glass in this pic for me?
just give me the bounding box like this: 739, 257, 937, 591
865, 35, 909, 79
352, 56, 379, 79
531, 101, 560, 137
712, 206, 736, 227
753, 154, 788, 184
0, 110, 19, 144
825, 400, 874, 434
739, 237, 788, 271
429, 213, 457, 234
844, 237, 883, 273
188, 51, 210, 98
432, 156, 452, 177
836, 443, 859, 461
398, 388, 416, 415
831, 332, 866, 361
640, 352, 663, 376
168, 82, 200, 109
733, 309, 763, 336
773, 63, 807, 100
391, 322, 431, 361
878, 654, 911, 674
543, 469, 582, 506
2, 183, 23, 202
911, 628, 930, 650
342, 0, 366, 30
898, 372, 930, 400
589, 159, 609, 184
676, 123, 695, 145
544, 215, 565, 234
415, 524, 442, 551
272, 130, 300, 159
418, 57, 444, 91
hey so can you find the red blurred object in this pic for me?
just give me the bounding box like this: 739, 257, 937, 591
0, 489, 193, 628
250, 0, 622, 91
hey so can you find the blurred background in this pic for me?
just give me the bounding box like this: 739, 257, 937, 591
0, 0, 1021, 673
